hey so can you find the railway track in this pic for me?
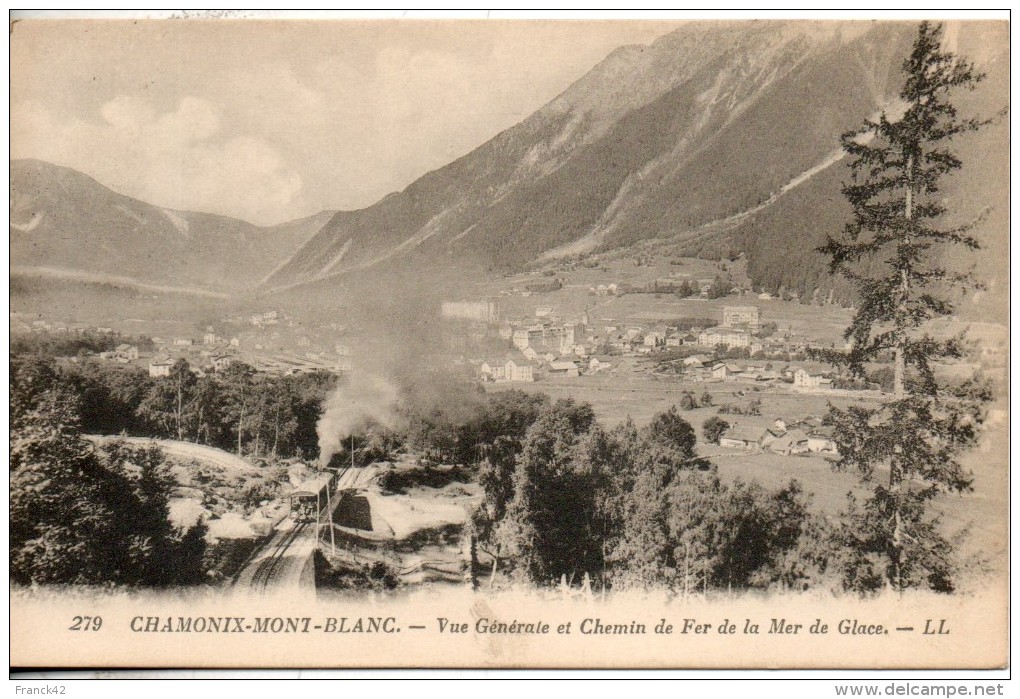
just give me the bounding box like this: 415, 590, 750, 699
248, 521, 309, 592
237, 465, 374, 593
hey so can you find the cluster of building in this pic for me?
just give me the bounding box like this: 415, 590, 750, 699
146, 343, 353, 379
148, 345, 238, 377
249, 310, 283, 327
695, 306, 761, 350
473, 351, 617, 383
481, 306, 615, 382
9, 315, 109, 335
719, 417, 838, 455
143, 315, 355, 379
441, 298, 599, 383
201, 332, 241, 347
672, 358, 833, 388
73, 322, 349, 379
595, 306, 845, 365
588, 306, 770, 356
98, 343, 139, 363
587, 276, 722, 297
454, 301, 846, 387
600, 325, 670, 354
509, 322, 580, 354
477, 353, 538, 383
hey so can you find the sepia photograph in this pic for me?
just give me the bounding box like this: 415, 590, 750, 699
8, 10, 1011, 678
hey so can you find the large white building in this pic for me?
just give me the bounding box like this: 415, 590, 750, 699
504, 358, 535, 382
512, 324, 574, 352
512, 328, 541, 350
441, 300, 499, 324
698, 327, 751, 349
480, 354, 535, 382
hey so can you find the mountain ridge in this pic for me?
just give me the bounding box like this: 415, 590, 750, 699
261, 20, 1006, 322
10, 158, 334, 294
260, 21, 925, 296
11, 20, 1007, 322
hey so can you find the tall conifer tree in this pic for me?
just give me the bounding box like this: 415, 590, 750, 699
818, 22, 991, 592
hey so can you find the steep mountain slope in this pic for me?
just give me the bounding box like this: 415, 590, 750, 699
725, 21, 1009, 318
264, 20, 1006, 318
262, 22, 912, 290
10, 159, 333, 294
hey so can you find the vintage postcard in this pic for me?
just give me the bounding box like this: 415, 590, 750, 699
9, 13, 1010, 671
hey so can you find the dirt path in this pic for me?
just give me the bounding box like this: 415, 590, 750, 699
86, 435, 258, 478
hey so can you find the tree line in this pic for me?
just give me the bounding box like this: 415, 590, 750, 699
465, 398, 845, 594
11, 329, 156, 357
11, 354, 338, 460
385, 387, 885, 593
459, 393, 977, 595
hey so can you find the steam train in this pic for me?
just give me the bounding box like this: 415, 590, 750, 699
288, 471, 337, 523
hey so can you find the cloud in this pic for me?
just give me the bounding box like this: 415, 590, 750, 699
244, 63, 328, 128
100, 95, 156, 131
157, 96, 221, 141
11, 23, 679, 221
12, 95, 303, 225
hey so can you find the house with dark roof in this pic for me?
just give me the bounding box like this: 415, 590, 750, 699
683, 355, 709, 368
759, 423, 787, 450
548, 360, 580, 378
719, 425, 765, 450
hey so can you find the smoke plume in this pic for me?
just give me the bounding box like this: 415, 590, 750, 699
305, 261, 487, 467
316, 371, 400, 465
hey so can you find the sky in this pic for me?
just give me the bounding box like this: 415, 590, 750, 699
10, 17, 680, 225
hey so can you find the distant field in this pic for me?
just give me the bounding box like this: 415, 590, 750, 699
935, 415, 1009, 577
590, 295, 853, 346
10, 272, 243, 329
460, 254, 854, 346
485, 372, 884, 522
488, 373, 881, 430
710, 450, 863, 514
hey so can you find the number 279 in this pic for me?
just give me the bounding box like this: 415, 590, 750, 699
69, 616, 102, 631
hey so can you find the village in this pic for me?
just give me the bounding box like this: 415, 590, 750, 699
9, 307, 353, 379
439, 297, 861, 456
455, 298, 850, 387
